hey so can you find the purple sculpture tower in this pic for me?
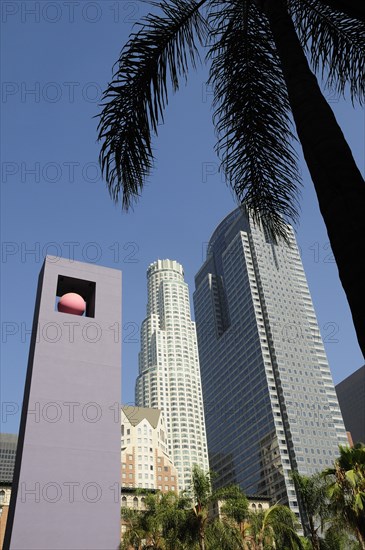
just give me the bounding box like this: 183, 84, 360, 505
4, 256, 122, 550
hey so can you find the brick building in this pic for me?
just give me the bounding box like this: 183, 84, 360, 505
121, 406, 178, 494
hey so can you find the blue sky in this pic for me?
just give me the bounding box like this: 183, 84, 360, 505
1, 1, 364, 435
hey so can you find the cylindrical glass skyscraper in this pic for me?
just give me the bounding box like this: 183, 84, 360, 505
136, 259, 209, 491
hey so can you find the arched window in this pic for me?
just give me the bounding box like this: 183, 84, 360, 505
133, 497, 138, 509
0, 490, 5, 504
258, 504, 263, 509
121, 496, 127, 507
251, 503, 256, 509
141, 497, 146, 510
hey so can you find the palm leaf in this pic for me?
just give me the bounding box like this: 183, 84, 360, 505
207, 0, 301, 243
354, 492, 364, 511
97, 0, 209, 209
290, 0, 365, 104
346, 469, 357, 487
317, 0, 365, 23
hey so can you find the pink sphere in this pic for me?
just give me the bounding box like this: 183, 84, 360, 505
58, 293, 86, 316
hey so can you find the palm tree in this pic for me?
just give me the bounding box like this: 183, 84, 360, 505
241, 503, 304, 549
97, 0, 365, 355
218, 484, 249, 537
291, 471, 329, 550
211, 484, 303, 550
205, 519, 244, 550
121, 491, 189, 550
120, 475, 246, 550
184, 465, 248, 549
186, 464, 215, 550
121, 506, 145, 550
323, 523, 363, 550
323, 443, 365, 549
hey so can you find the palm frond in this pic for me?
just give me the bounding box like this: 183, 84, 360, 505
97, 0, 209, 208
207, 0, 301, 243
317, 0, 365, 23
290, 0, 365, 104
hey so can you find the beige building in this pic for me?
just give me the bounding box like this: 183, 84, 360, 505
247, 495, 271, 512
0, 484, 12, 550
121, 406, 178, 494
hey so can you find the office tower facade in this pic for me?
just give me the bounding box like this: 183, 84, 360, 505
193, 208, 348, 520
136, 259, 209, 491
0, 484, 12, 550
0, 435, 17, 550
336, 365, 365, 445
121, 405, 178, 493
0, 435, 17, 484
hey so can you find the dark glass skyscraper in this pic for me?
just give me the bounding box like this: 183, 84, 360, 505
193, 208, 347, 520
336, 365, 365, 445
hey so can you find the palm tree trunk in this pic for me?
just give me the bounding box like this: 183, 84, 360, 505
308, 517, 321, 550
263, 0, 365, 358
199, 531, 205, 550
355, 527, 365, 550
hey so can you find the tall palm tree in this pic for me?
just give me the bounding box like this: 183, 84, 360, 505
218, 484, 249, 538
291, 471, 329, 550
241, 503, 304, 549
97, 0, 365, 355
184, 465, 249, 549
323, 443, 365, 549
187, 464, 215, 550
